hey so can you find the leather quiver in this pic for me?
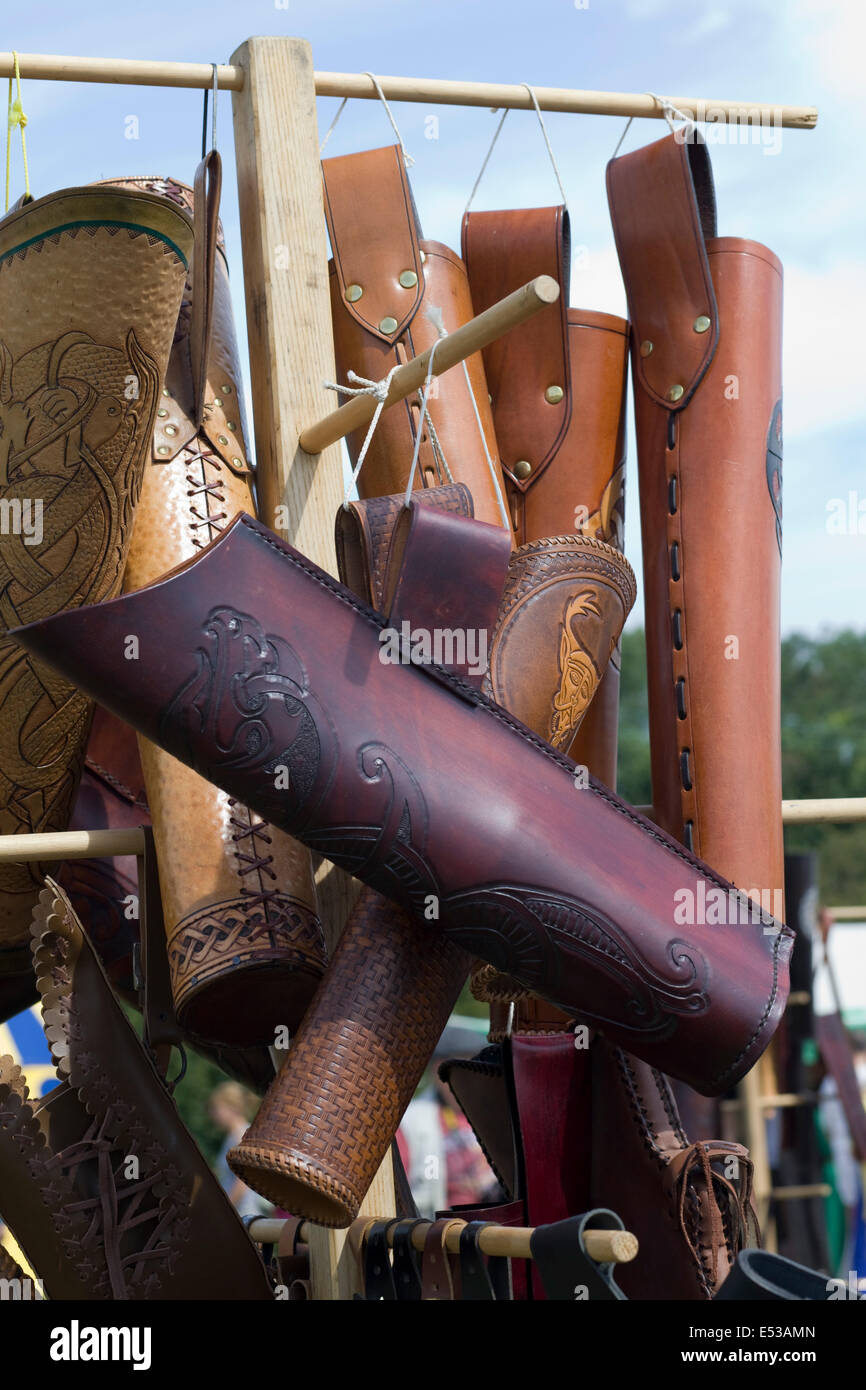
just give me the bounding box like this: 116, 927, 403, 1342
463, 203, 630, 783
229, 490, 505, 1224
323, 145, 510, 529
15, 512, 795, 1094
0, 185, 192, 956
607, 133, 784, 911
98, 163, 326, 1046
590, 1037, 758, 1299
0, 880, 272, 1299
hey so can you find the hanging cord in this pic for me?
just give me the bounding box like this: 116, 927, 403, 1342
319, 74, 415, 166
612, 91, 699, 159
403, 333, 445, 506
323, 363, 401, 508
464, 82, 568, 215
201, 63, 219, 157
5, 51, 30, 211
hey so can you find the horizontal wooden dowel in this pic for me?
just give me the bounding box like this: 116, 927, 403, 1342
0, 55, 818, 131
0, 828, 146, 862
636, 798, 866, 826
721, 1093, 818, 1111
314, 72, 818, 129
299, 274, 559, 454
826, 905, 866, 921
0, 52, 243, 90
248, 1216, 637, 1265
771, 1184, 832, 1201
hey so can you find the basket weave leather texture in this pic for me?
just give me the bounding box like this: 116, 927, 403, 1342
0, 185, 192, 955
0, 880, 272, 1299
97, 172, 325, 1046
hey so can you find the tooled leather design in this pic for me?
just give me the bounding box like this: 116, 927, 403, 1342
340, 484, 473, 610
446, 887, 708, 1034
0, 313, 163, 906
550, 589, 607, 746
168, 892, 324, 1000
766, 399, 783, 557
159, 605, 334, 829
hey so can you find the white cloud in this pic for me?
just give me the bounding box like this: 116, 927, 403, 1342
783, 258, 866, 440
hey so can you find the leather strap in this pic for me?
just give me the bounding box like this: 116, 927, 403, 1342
322, 144, 424, 344
458, 1220, 510, 1300
275, 1215, 309, 1286
362, 1219, 398, 1301
137, 826, 183, 1074
529, 1212, 626, 1301
438, 1047, 518, 1197
335, 484, 474, 611
462, 205, 571, 492
190, 150, 221, 427
421, 1218, 464, 1300
391, 1218, 428, 1301
606, 132, 718, 410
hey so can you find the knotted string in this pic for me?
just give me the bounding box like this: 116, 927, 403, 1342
5, 51, 30, 211
611, 91, 699, 159
319, 72, 415, 167
324, 363, 401, 509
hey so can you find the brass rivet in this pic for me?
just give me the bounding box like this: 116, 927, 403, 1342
544, 384, 564, 405
222, 384, 232, 394
232, 457, 242, 467
227, 422, 236, 431
693, 315, 711, 334
157, 445, 169, 455
667, 384, 685, 403
398, 269, 419, 289
157, 408, 168, 418
164, 424, 177, 436
420, 249, 427, 263
345, 284, 363, 303
162, 387, 170, 397
212, 397, 223, 407
640, 340, 654, 357
513, 459, 532, 480
379, 316, 399, 334
218, 434, 229, 445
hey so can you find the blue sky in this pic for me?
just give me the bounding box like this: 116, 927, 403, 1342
5, 0, 864, 634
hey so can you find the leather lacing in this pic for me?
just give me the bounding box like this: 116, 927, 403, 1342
45, 1106, 180, 1300
186, 437, 228, 547
670, 1141, 760, 1282
228, 802, 281, 916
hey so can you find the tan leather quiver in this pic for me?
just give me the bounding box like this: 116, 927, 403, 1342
606, 132, 784, 916
100, 160, 325, 1046
0, 184, 191, 965
323, 144, 510, 529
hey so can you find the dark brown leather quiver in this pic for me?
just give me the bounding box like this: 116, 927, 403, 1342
98, 163, 326, 1046
0, 880, 272, 1299
323, 145, 510, 528
590, 1037, 758, 1299
607, 133, 784, 913
462, 203, 630, 783
15, 512, 794, 1094
0, 185, 192, 960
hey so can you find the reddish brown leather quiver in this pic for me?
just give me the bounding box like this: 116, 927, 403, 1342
607, 132, 784, 914
0, 185, 192, 964
0, 880, 272, 1299
15, 511, 794, 1095
323, 145, 510, 529
97, 162, 326, 1046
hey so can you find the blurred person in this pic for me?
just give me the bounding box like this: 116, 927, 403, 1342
209, 1080, 271, 1220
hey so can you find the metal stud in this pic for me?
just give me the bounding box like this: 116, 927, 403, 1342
164, 424, 177, 436
232, 457, 243, 467
398, 270, 418, 289
157, 408, 168, 418
157, 445, 169, 455
693, 315, 711, 334
379, 316, 399, 334
218, 434, 229, 446
222, 384, 232, 394
227, 422, 236, 431
544, 385, 564, 405
639, 340, 654, 357
667, 384, 685, 403
212, 397, 222, 407
345, 284, 363, 303
162, 387, 170, 397
513, 460, 532, 480
420, 250, 427, 263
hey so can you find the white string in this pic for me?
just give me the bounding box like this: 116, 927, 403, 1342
611, 116, 634, 160
319, 97, 348, 155
323, 365, 401, 508
404, 335, 444, 506
362, 72, 415, 166
610, 92, 699, 161
464, 85, 569, 215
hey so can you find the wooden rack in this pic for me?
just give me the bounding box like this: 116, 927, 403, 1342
0, 38, 821, 1298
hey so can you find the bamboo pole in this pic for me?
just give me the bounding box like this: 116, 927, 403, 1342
0, 52, 818, 131
299, 275, 560, 454
248, 1217, 638, 1265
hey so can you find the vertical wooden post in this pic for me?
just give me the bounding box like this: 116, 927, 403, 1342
231, 35, 396, 1298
